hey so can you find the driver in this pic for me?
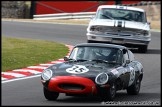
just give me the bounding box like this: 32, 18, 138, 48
108, 49, 117, 62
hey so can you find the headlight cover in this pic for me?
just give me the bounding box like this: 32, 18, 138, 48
90, 26, 102, 32
41, 69, 53, 81
95, 73, 108, 85
143, 30, 149, 36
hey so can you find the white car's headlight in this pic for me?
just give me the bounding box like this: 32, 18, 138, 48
90, 26, 96, 31
95, 73, 108, 85
90, 26, 102, 32
41, 69, 53, 81
143, 30, 149, 36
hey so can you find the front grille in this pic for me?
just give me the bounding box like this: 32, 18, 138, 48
58, 83, 85, 90
94, 26, 143, 36
106, 32, 131, 36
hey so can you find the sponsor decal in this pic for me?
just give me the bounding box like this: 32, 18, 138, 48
66, 65, 89, 74
111, 69, 119, 75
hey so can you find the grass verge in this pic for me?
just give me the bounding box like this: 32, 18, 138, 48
2, 36, 68, 72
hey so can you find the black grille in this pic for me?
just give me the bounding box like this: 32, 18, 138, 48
58, 84, 85, 90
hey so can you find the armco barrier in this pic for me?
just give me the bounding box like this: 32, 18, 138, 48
33, 12, 96, 20
33, 3, 160, 20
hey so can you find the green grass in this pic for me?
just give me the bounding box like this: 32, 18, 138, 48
2, 36, 69, 72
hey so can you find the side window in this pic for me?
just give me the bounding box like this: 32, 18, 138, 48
69, 47, 78, 60
116, 50, 123, 64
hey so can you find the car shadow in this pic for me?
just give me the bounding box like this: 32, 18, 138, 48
146, 49, 161, 54
115, 92, 160, 101
57, 95, 102, 103
55, 92, 160, 104
129, 48, 161, 54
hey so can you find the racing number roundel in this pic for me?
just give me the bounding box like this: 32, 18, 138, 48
66, 65, 89, 74
128, 66, 135, 86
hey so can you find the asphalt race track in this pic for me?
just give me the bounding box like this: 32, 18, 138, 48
1, 21, 161, 106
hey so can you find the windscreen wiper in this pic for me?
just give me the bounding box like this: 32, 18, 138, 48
68, 58, 77, 61
68, 59, 87, 62
90, 59, 109, 63
76, 59, 88, 62
121, 17, 134, 21
101, 14, 114, 20
90, 59, 120, 65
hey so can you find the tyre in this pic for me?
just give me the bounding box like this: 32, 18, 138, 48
102, 83, 116, 101
138, 45, 148, 53
127, 77, 141, 95
43, 87, 59, 100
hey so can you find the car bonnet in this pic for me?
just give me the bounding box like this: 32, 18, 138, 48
90, 19, 149, 30
48, 61, 115, 78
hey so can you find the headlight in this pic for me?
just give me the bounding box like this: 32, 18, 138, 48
41, 69, 53, 81
95, 73, 108, 85
143, 30, 149, 36
90, 26, 97, 31
90, 26, 102, 32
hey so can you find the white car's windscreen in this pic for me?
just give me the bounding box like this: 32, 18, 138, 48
96, 8, 146, 22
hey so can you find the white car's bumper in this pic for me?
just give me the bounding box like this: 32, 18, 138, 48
87, 32, 151, 46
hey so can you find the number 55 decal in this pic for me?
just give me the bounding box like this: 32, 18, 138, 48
66, 65, 89, 74
128, 66, 135, 86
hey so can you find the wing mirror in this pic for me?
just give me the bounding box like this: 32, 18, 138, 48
64, 56, 69, 61
124, 60, 130, 67
123, 49, 127, 54
147, 22, 151, 25
126, 60, 130, 64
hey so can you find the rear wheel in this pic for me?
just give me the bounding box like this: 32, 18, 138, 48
138, 45, 148, 53
102, 83, 116, 101
43, 87, 59, 100
127, 77, 141, 95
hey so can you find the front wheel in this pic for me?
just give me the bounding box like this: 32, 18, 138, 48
43, 87, 59, 100
127, 77, 141, 95
101, 83, 116, 101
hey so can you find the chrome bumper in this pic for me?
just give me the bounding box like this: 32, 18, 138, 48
87, 33, 151, 45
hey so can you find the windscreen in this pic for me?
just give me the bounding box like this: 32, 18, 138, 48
96, 8, 146, 22
69, 46, 123, 64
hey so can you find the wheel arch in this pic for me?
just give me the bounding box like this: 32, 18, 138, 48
115, 77, 123, 90
138, 74, 143, 81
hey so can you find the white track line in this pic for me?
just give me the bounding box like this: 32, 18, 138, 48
39, 64, 54, 66
1, 44, 73, 83
58, 58, 64, 61
27, 66, 48, 69
2, 19, 88, 26
1, 72, 26, 77
51, 61, 63, 63
2, 74, 41, 83
1, 77, 8, 81
12, 69, 41, 74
